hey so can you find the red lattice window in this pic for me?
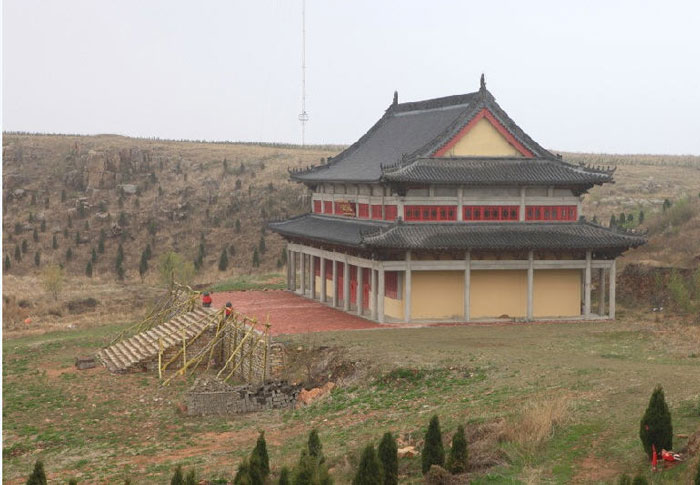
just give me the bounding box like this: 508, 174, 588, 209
334, 201, 356, 217
371, 204, 383, 220
525, 205, 577, 221
384, 205, 398, 221
323, 201, 333, 214
464, 205, 519, 221
385, 271, 399, 299
313, 200, 322, 213
405, 205, 458, 221
358, 203, 369, 218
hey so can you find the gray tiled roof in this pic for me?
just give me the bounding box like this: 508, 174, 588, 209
269, 214, 646, 251
291, 87, 554, 184
381, 157, 613, 186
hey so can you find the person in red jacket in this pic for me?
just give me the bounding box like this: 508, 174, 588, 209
202, 291, 212, 308
225, 302, 233, 318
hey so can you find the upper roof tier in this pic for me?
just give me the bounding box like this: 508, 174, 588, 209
290, 78, 613, 188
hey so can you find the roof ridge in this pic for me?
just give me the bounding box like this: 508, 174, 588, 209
393, 92, 478, 113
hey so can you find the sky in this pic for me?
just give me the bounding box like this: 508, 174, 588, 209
3, 0, 700, 154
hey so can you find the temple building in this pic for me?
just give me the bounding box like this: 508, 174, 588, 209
269, 77, 645, 323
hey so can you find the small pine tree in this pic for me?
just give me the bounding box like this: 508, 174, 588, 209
33, 228, 39, 242
663, 199, 672, 211
86, 261, 93, 277
22, 240, 28, 253
218, 249, 229, 271
251, 431, 270, 480
422, 415, 445, 474
252, 248, 260, 268
40, 220, 47, 232
234, 458, 253, 485
75, 231, 81, 246
619, 212, 626, 225
308, 429, 324, 463
377, 432, 398, 485
29, 212, 34, 223
609, 214, 616, 228
116, 244, 124, 270
91, 247, 97, 263
52, 234, 58, 250
15, 245, 21, 262
235, 219, 241, 233
184, 469, 196, 485
4, 254, 10, 272
627, 213, 633, 223
639, 210, 645, 224
145, 243, 152, 260
68, 479, 78, 485
446, 425, 468, 474
259, 236, 266, 254
353, 444, 383, 485
34, 251, 41, 266
639, 385, 673, 458
278, 466, 291, 485
66, 247, 73, 261
170, 465, 185, 485
292, 451, 320, 485
25, 460, 47, 485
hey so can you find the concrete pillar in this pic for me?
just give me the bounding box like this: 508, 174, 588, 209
463, 251, 470, 321
309, 255, 316, 299
343, 258, 350, 311
609, 260, 616, 319
332, 259, 338, 307
300, 253, 306, 296
584, 250, 592, 317
527, 250, 534, 320
290, 251, 297, 292
370, 269, 377, 320
320, 257, 327, 303
404, 251, 412, 323
357, 266, 364, 316
286, 249, 292, 290
598, 268, 606, 316
519, 187, 526, 221
377, 267, 385, 323
457, 187, 464, 221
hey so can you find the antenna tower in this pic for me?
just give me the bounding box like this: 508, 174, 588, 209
298, 0, 309, 146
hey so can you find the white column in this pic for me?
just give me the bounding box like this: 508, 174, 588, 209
357, 266, 364, 316
290, 251, 297, 292
584, 250, 592, 317
332, 259, 338, 307
309, 255, 316, 299
320, 257, 327, 303
343, 258, 350, 311
404, 251, 412, 322
457, 187, 464, 221
527, 250, 534, 320
370, 269, 377, 320
377, 266, 385, 323
598, 268, 606, 316
464, 251, 471, 321
609, 260, 616, 319
300, 253, 306, 296
286, 249, 292, 290
519, 187, 526, 221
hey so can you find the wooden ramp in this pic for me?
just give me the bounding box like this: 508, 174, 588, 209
97, 307, 217, 373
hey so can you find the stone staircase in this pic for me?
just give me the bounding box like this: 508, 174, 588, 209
98, 307, 217, 373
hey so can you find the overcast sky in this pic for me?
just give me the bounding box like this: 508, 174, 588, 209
3, 1, 700, 154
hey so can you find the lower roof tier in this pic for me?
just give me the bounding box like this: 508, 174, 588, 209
268, 214, 646, 252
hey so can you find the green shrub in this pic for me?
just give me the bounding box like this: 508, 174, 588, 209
234, 458, 253, 485
377, 432, 398, 485
308, 429, 324, 463
353, 444, 383, 485
278, 467, 291, 485
617, 474, 631, 485
218, 248, 229, 271
185, 469, 196, 485
171, 465, 184, 485
251, 431, 270, 481
631, 476, 648, 485
422, 415, 445, 474
26, 460, 47, 485
639, 385, 673, 458
446, 424, 468, 474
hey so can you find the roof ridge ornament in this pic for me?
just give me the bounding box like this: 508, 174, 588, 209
393, 90, 398, 106
480, 73, 486, 91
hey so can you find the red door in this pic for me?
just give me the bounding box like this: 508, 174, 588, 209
337, 263, 344, 303
362, 268, 371, 309
349, 266, 358, 304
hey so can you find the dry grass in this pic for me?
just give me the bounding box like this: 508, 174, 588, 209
503, 395, 571, 448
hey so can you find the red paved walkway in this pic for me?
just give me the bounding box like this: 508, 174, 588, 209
210, 290, 382, 336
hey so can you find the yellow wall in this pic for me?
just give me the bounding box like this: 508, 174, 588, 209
411, 271, 464, 320
443, 118, 522, 157
384, 295, 404, 320
470, 270, 527, 318
533, 270, 581, 317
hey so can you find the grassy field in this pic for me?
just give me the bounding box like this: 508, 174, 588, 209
3, 305, 700, 484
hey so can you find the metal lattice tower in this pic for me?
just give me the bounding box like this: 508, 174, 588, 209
298, 0, 309, 146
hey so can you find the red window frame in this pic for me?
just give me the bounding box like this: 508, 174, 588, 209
404, 205, 457, 221
371, 204, 383, 220
358, 203, 369, 218
384, 205, 398, 221
385, 271, 398, 299
463, 205, 519, 221
525, 205, 577, 221
313, 200, 322, 213
323, 201, 333, 214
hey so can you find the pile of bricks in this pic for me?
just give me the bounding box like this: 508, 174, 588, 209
186, 376, 301, 416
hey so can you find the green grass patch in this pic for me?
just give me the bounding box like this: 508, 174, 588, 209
207, 273, 285, 292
